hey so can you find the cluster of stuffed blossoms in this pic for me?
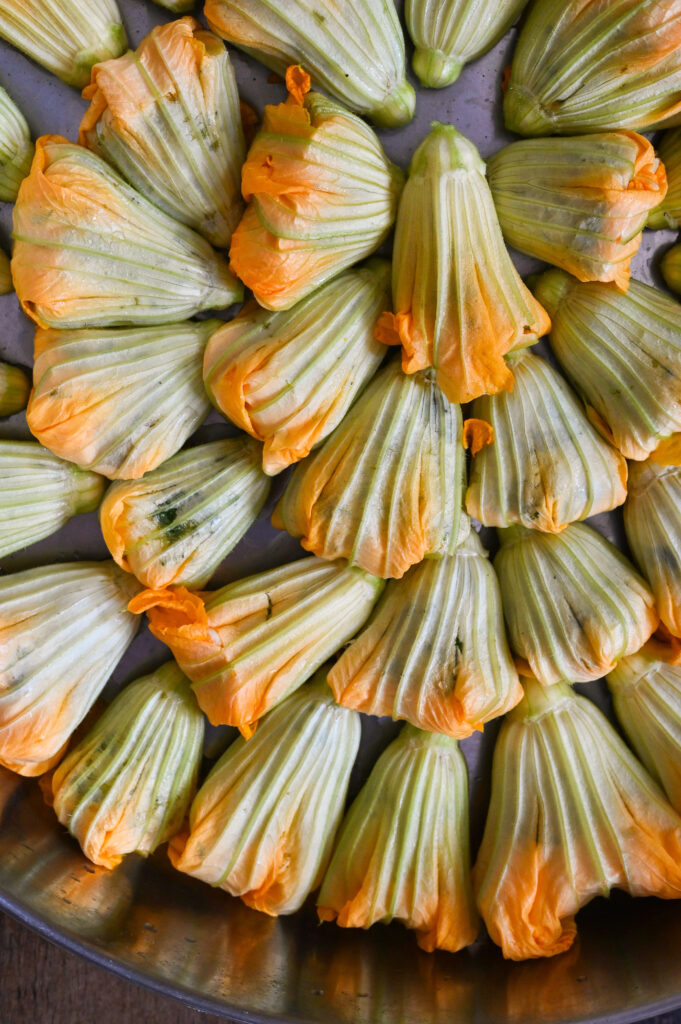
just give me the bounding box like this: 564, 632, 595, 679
6, 0, 681, 976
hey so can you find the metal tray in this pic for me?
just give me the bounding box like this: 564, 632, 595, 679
1, 3, 680, 1021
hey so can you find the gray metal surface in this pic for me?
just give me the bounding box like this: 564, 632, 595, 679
0, 2, 679, 1022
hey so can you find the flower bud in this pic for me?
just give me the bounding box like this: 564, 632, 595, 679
0, 562, 140, 776
79, 18, 245, 249
0, 85, 33, 202
12, 136, 241, 329
51, 662, 204, 868
169, 678, 361, 915
0, 362, 29, 417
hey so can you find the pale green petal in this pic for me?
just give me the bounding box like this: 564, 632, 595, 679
494, 523, 658, 685
80, 19, 245, 249
533, 269, 681, 461
0, 0, 127, 89
406, 0, 529, 87
12, 137, 242, 329
467, 348, 627, 531
504, 0, 681, 136
607, 649, 681, 814
0, 440, 105, 558
329, 531, 521, 736
318, 726, 478, 953
52, 662, 204, 868
170, 678, 361, 915
0, 85, 33, 202
0, 562, 141, 776
0, 361, 29, 417
488, 132, 665, 287
203, 260, 390, 474
624, 459, 681, 638
204, 0, 414, 127
27, 321, 216, 480
473, 678, 681, 961
100, 437, 270, 588
273, 358, 470, 579
649, 129, 681, 229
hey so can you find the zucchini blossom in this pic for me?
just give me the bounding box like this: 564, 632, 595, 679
504, 0, 681, 137
607, 646, 681, 814
203, 260, 389, 475
466, 348, 627, 532
100, 437, 270, 589
129, 557, 383, 736
488, 132, 667, 291
0, 440, 105, 558
229, 67, 403, 311
474, 678, 681, 960
27, 321, 216, 480
406, 0, 529, 88
375, 123, 550, 405
0, 85, 33, 201
533, 269, 681, 461
169, 679, 360, 915
79, 18, 245, 249
648, 129, 681, 229
624, 458, 681, 638
273, 358, 470, 579
203, 0, 414, 128
495, 523, 658, 685
0, 0, 126, 89
328, 531, 522, 737
12, 136, 241, 329
0, 562, 140, 776
318, 726, 479, 953
51, 662, 204, 869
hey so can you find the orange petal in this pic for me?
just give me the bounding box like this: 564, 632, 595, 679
285, 64, 311, 106
463, 418, 495, 456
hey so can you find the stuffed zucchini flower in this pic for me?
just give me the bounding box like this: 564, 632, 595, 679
495, 523, 658, 686
0, 362, 29, 417
273, 358, 470, 579
0, 86, 33, 202
12, 137, 241, 329
203, 0, 414, 128
328, 531, 522, 737
129, 556, 383, 736
0, 440, 105, 558
661, 244, 681, 296
27, 320, 216, 480
648, 129, 681, 228
473, 678, 681, 961
466, 349, 627, 532
0, 0, 126, 89
203, 261, 389, 475
100, 437, 270, 589
533, 269, 681, 461
0, 247, 11, 295
406, 0, 529, 88
607, 647, 681, 814
375, 123, 550, 405
504, 0, 681, 137
169, 679, 360, 915
487, 132, 667, 291
79, 18, 245, 249
229, 68, 403, 312
318, 726, 478, 953
50, 662, 204, 869
0, 562, 140, 777
624, 458, 681, 638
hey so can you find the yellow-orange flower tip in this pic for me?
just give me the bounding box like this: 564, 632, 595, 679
463, 419, 495, 456
128, 587, 210, 638
285, 65, 311, 106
